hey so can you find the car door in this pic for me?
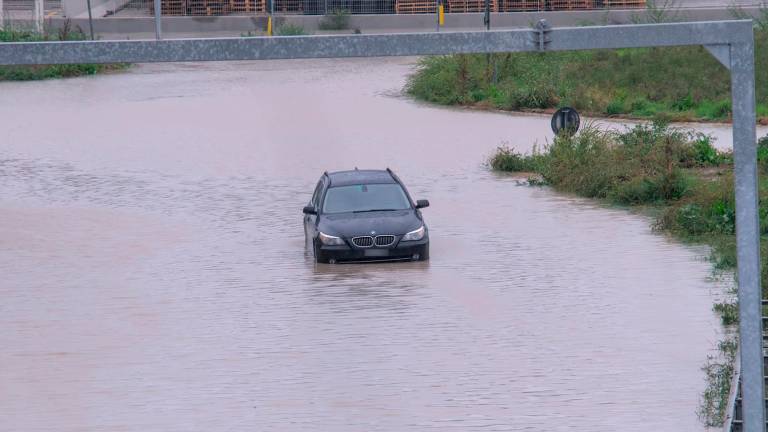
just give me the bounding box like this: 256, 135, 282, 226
304, 179, 324, 241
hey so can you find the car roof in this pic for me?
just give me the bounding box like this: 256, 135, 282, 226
326, 169, 397, 187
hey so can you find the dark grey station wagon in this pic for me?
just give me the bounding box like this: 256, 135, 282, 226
303, 169, 430, 263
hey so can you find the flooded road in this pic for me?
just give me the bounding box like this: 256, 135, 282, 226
0, 58, 727, 431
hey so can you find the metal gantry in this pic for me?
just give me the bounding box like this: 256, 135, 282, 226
0, 20, 763, 431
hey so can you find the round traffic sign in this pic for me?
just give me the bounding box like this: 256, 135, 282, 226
551, 107, 581, 136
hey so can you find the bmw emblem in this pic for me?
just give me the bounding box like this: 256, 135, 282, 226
370, 230, 376, 235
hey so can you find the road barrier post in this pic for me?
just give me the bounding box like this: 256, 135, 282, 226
154, 0, 162, 40
86, 0, 95, 39
34, 0, 43, 33
437, 0, 444, 32
730, 30, 766, 432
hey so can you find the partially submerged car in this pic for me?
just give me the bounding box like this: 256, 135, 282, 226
303, 169, 429, 263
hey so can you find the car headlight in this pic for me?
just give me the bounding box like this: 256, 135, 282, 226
402, 225, 425, 241
318, 232, 345, 246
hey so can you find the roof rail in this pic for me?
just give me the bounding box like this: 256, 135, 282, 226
386, 167, 402, 184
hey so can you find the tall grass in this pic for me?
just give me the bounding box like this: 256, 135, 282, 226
491, 121, 723, 203
699, 338, 738, 426
319, 9, 350, 31
276, 23, 308, 36
490, 122, 751, 249
0, 23, 128, 81
407, 26, 768, 123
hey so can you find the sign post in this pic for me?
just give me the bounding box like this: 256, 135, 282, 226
551, 107, 581, 137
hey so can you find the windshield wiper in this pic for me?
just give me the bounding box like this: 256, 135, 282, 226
353, 208, 398, 213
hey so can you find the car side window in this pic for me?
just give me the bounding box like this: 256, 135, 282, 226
310, 180, 323, 208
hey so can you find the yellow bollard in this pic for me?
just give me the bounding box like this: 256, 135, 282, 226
267, 15, 273, 36
438, 4, 444, 26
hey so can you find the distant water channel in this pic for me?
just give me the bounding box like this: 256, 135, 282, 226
0, 58, 730, 431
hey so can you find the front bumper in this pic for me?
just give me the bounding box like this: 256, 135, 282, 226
315, 238, 429, 263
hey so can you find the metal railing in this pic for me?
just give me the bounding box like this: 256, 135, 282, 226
2, 0, 768, 25
124, 0, 648, 16
2, 0, 767, 39
726, 299, 768, 432
89, 0, 650, 17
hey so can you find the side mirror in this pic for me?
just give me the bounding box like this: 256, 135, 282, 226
416, 199, 430, 209
303, 205, 317, 215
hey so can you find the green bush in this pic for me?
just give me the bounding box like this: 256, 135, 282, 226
612, 170, 691, 204
695, 100, 732, 120
758, 134, 768, 166
490, 121, 722, 206
605, 99, 626, 115
276, 24, 308, 36
713, 302, 739, 326
692, 136, 720, 166
672, 93, 695, 112
658, 170, 736, 237
698, 337, 737, 427
510, 85, 558, 109
675, 203, 708, 235
405, 56, 464, 105
710, 199, 736, 235
489, 146, 541, 172
0, 25, 127, 81
538, 126, 617, 198
319, 9, 350, 30
611, 177, 662, 204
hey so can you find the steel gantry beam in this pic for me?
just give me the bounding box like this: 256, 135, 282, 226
0, 21, 756, 65
0, 19, 763, 431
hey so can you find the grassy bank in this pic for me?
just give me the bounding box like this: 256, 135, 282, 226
0, 25, 128, 81
406, 26, 768, 123
490, 120, 763, 426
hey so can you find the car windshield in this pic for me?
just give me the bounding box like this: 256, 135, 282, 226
322, 183, 411, 214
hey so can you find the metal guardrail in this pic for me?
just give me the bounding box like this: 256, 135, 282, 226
727, 300, 768, 432
0, 20, 754, 64
139, 0, 648, 17
0, 0, 648, 18
2, 0, 767, 18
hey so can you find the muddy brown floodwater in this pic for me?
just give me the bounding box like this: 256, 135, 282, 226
0, 58, 728, 431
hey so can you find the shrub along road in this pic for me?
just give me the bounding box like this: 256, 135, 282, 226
406, 22, 768, 124
0, 27, 127, 81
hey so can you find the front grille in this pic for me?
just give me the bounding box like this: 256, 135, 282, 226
374, 235, 396, 247
352, 235, 396, 248
352, 236, 374, 247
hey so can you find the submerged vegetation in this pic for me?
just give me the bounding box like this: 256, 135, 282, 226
406, 20, 768, 123
0, 23, 128, 81
699, 338, 738, 426
489, 120, 762, 425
